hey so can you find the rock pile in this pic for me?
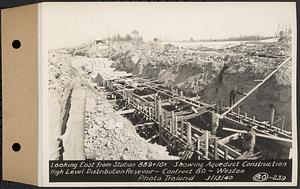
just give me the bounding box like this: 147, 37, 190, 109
84, 91, 177, 160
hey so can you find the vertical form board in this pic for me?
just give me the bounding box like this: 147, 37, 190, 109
157, 98, 161, 121
270, 108, 275, 128
214, 138, 218, 159
205, 130, 209, 158
2, 4, 38, 185
281, 116, 285, 132
180, 119, 184, 139
187, 122, 192, 144
174, 116, 178, 136
171, 111, 175, 135
159, 115, 162, 144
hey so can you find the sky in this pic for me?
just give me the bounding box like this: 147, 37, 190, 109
41, 2, 296, 49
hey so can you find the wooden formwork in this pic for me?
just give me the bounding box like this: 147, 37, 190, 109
106, 75, 292, 160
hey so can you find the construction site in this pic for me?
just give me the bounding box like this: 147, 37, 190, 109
48, 33, 293, 161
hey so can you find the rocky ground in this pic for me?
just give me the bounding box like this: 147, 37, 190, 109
80, 38, 292, 130
48, 36, 293, 160
84, 91, 176, 160
48, 49, 176, 160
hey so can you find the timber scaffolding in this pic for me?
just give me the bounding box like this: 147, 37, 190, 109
105, 66, 292, 160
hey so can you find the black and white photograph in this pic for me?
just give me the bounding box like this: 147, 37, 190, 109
42, 2, 297, 186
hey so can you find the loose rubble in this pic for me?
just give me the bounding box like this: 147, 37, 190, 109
86, 38, 292, 130
48, 48, 176, 160
84, 91, 177, 160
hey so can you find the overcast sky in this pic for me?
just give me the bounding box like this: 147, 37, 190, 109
41, 2, 296, 49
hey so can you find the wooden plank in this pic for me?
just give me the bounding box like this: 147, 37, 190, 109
180, 118, 184, 139
171, 111, 175, 136
154, 95, 157, 119
270, 108, 275, 128
117, 109, 135, 115
140, 94, 156, 99
187, 122, 192, 144
159, 115, 163, 144
174, 116, 178, 136
180, 110, 208, 120
196, 136, 201, 160
191, 106, 198, 113
281, 116, 285, 132
205, 130, 209, 159
134, 122, 155, 128
224, 149, 228, 160
214, 138, 218, 159
157, 98, 162, 121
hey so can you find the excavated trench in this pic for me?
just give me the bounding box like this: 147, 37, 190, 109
50, 83, 87, 160
49, 39, 292, 160
111, 55, 292, 131
122, 111, 183, 157
57, 88, 73, 160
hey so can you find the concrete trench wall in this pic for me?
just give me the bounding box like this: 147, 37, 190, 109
49, 84, 86, 160
49, 84, 73, 160
49, 92, 63, 160
61, 87, 86, 160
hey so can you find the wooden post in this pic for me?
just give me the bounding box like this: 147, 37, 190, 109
281, 116, 285, 132
204, 71, 208, 83
159, 115, 163, 144
174, 116, 178, 136
205, 130, 209, 158
270, 108, 275, 128
157, 98, 162, 121
171, 111, 175, 135
224, 149, 228, 160
180, 118, 184, 139
244, 113, 247, 120
187, 122, 192, 144
154, 95, 157, 120
237, 107, 240, 118
252, 116, 256, 123
197, 136, 201, 160
163, 112, 167, 129
148, 107, 152, 119
196, 94, 199, 101
180, 90, 183, 97
220, 100, 223, 109
214, 138, 218, 160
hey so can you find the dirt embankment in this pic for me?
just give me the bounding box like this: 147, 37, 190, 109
49, 50, 176, 160
104, 40, 292, 130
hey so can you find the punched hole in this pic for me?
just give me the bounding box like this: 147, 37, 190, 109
12, 40, 21, 49
12, 143, 21, 152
